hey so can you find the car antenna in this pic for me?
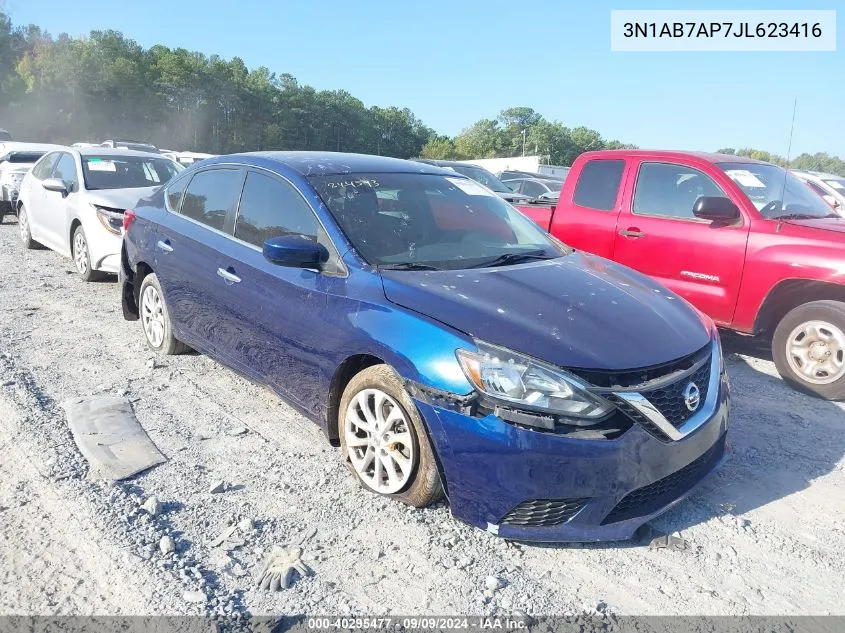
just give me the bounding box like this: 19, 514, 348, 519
780, 98, 797, 207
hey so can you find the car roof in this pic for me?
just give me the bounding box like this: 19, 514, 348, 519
77, 147, 167, 159
0, 142, 66, 153
581, 149, 769, 165
214, 151, 459, 177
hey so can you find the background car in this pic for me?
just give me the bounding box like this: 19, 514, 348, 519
100, 139, 160, 153
502, 176, 564, 200
792, 170, 845, 214
0, 142, 66, 222
16, 147, 182, 280
411, 158, 532, 203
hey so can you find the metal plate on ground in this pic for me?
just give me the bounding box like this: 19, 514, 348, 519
63, 396, 166, 480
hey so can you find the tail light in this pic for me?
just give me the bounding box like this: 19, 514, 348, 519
123, 209, 136, 233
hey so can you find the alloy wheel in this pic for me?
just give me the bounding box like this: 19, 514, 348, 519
141, 284, 166, 348
786, 319, 845, 385
19, 208, 29, 243
73, 230, 89, 275
344, 388, 415, 494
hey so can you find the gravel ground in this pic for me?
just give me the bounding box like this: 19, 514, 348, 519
0, 218, 843, 618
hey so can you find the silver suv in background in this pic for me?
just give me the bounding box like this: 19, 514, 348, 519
0, 142, 66, 222
792, 170, 845, 215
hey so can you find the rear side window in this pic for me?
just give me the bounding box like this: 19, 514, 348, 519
165, 175, 189, 212
31, 153, 60, 180
180, 169, 242, 232
573, 159, 625, 211
235, 171, 318, 248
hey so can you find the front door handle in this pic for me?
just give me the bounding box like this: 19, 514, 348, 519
217, 267, 241, 284
618, 228, 645, 238
156, 240, 173, 253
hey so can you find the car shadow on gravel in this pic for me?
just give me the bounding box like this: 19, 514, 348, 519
520, 332, 845, 551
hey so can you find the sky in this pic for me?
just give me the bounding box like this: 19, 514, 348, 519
4, 0, 843, 158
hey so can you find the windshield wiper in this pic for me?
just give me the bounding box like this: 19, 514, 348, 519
470, 251, 554, 268
772, 213, 834, 221
378, 262, 441, 271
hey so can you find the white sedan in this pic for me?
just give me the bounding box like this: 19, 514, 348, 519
16, 148, 182, 280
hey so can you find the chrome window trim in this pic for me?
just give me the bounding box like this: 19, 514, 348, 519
612, 338, 721, 441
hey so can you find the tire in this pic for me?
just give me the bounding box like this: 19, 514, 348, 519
339, 364, 444, 507
138, 272, 189, 355
71, 225, 106, 282
772, 300, 845, 400
18, 204, 40, 249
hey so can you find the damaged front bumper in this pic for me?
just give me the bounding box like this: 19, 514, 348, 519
410, 371, 729, 542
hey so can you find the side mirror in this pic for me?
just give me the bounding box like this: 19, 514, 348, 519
263, 234, 327, 269
42, 178, 68, 195
693, 196, 740, 223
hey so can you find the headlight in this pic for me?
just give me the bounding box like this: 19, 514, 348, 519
93, 205, 125, 235
456, 341, 612, 423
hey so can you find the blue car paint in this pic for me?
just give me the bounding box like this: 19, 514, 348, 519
123, 151, 728, 541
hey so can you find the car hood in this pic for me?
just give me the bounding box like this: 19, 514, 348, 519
380, 252, 710, 371
783, 217, 845, 233
2, 163, 36, 174
84, 186, 159, 210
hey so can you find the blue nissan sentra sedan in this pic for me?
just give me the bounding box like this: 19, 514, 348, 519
119, 152, 729, 542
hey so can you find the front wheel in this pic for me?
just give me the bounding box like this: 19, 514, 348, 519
72, 225, 105, 282
18, 204, 40, 249
773, 300, 845, 400
339, 365, 443, 507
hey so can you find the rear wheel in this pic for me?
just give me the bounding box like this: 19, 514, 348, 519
72, 225, 105, 282
773, 300, 845, 400
339, 364, 443, 507
138, 272, 189, 355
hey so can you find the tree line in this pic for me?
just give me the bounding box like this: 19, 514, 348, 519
1, 10, 843, 176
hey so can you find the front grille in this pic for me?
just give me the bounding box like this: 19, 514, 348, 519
601, 433, 726, 525
500, 498, 589, 527
569, 343, 711, 389
640, 357, 711, 428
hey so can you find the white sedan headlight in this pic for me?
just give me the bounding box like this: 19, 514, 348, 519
456, 341, 612, 423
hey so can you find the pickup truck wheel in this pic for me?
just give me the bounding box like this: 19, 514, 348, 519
339, 365, 443, 507
773, 300, 845, 400
138, 273, 189, 355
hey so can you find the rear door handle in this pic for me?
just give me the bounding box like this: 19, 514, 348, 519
156, 240, 173, 253
618, 228, 645, 238
217, 267, 241, 284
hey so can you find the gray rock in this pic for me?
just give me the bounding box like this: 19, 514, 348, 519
159, 535, 176, 555
145, 358, 156, 370
227, 426, 248, 436
237, 518, 254, 533
141, 495, 162, 516
209, 480, 226, 494
183, 590, 206, 603
485, 575, 504, 591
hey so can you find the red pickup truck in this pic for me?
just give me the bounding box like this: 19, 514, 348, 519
516, 150, 845, 399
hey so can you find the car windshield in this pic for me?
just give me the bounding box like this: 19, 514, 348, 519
308, 172, 568, 270
448, 164, 511, 193
717, 162, 836, 219
4, 151, 45, 164
81, 155, 182, 190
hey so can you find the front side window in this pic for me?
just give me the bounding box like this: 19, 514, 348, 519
572, 159, 625, 211
180, 169, 243, 231
235, 171, 318, 248
308, 172, 567, 270
717, 162, 835, 219
52, 153, 79, 188
81, 155, 181, 191
31, 152, 60, 180
633, 162, 725, 219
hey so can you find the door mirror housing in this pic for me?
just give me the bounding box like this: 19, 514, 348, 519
693, 196, 740, 222
42, 178, 69, 195
263, 234, 327, 269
